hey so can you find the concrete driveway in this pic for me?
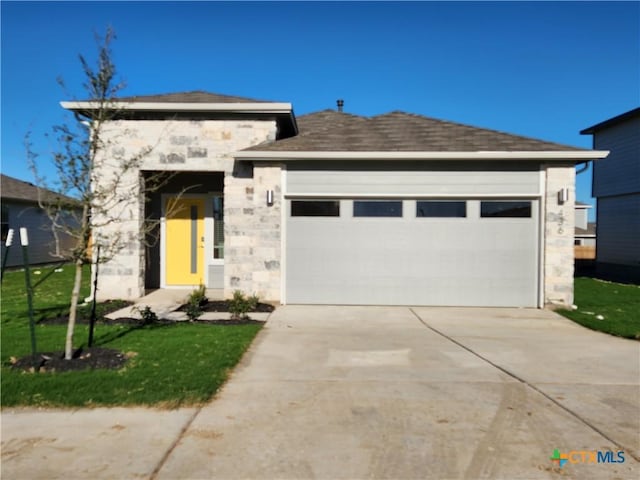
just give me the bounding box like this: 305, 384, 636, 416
3, 306, 639, 479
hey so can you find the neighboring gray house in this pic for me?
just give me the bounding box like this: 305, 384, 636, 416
574, 202, 596, 247
581, 107, 640, 282
62, 91, 608, 307
1, 174, 78, 267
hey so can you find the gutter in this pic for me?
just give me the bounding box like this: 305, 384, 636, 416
234, 150, 610, 161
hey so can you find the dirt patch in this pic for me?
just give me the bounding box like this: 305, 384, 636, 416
10, 347, 128, 373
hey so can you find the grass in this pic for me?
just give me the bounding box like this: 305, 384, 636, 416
1, 264, 263, 408
558, 277, 640, 339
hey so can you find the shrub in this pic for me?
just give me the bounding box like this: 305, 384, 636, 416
134, 305, 158, 325
247, 294, 259, 311
185, 284, 207, 322
228, 290, 259, 320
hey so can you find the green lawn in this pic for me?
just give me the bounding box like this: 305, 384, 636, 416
558, 277, 640, 339
1, 264, 262, 407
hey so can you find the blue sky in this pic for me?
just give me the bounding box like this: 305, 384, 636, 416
2, 1, 639, 219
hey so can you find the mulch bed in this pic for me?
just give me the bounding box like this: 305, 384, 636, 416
177, 300, 276, 314
10, 347, 129, 373
190, 318, 265, 325
37, 299, 134, 326
37, 299, 274, 325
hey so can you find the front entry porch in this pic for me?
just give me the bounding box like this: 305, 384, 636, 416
104, 288, 226, 320
144, 171, 225, 291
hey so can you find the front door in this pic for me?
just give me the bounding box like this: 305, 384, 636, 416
165, 197, 205, 285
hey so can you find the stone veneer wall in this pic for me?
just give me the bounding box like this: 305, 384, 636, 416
94, 119, 277, 300
224, 163, 282, 301
543, 164, 576, 307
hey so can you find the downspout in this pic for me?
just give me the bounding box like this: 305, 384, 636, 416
575, 161, 590, 175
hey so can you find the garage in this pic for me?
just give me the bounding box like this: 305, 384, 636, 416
284, 162, 541, 307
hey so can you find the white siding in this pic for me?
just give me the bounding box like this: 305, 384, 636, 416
574, 206, 589, 230
287, 161, 540, 196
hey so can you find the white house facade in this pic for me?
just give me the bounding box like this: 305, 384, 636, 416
63, 91, 609, 308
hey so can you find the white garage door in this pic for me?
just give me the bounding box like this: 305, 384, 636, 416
284, 163, 541, 307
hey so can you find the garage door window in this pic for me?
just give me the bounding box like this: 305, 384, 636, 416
354, 200, 403, 217
481, 201, 531, 218
291, 200, 340, 217
417, 201, 466, 218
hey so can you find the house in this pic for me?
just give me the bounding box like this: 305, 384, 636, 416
574, 202, 596, 246
574, 202, 596, 261
1, 174, 78, 267
62, 91, 608, 307
581, 107, 640, 282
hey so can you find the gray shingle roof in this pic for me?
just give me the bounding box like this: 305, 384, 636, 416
245, 110, 584, 152
1, 174, 78, 205
581, 107, 640, 134
115, 90, 279, 104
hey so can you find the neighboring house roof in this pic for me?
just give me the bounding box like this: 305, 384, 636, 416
1, 174, 78, 205
114, 90, 279, 104
243, 109, 587, 153
580, 107, 640, 134
575, 201, 592, 208
575, 223, 597, 236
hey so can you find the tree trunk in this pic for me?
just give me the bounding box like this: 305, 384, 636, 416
64, 258, 84, 360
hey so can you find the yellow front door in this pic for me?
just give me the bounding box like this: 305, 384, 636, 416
165, 197, 205, 285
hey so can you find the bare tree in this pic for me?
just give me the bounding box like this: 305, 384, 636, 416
27, 28, 176, 360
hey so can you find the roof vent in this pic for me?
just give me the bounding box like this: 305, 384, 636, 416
336, 99, 344, 112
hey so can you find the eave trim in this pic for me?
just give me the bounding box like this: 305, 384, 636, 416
60, 101, 293, 114
234, 150, 610, 161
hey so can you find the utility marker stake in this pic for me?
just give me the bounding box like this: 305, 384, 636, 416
1, 228, 14, 283
20, 228, 39, 372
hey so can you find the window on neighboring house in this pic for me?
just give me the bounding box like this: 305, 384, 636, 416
1, 205, 8, 242
353, 200, 403, 217
574, 239, 582, 246
291, 200, 340, 217
480, 201, 532, 218
417, 201, 466, 218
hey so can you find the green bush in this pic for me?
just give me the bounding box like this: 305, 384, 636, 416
135, 305, 158, 325
185, 285, 207, 321
228, 290, 259, 320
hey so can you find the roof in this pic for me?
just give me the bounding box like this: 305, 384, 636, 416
62, 90, 298, 139
1, 174, 78, 205
114, 90, 280, 104
580, 107, 640, 135
60, 90, 298, 139
575, 222, 596, 236
575, 201, 592, 208
244, 109, 585, 152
